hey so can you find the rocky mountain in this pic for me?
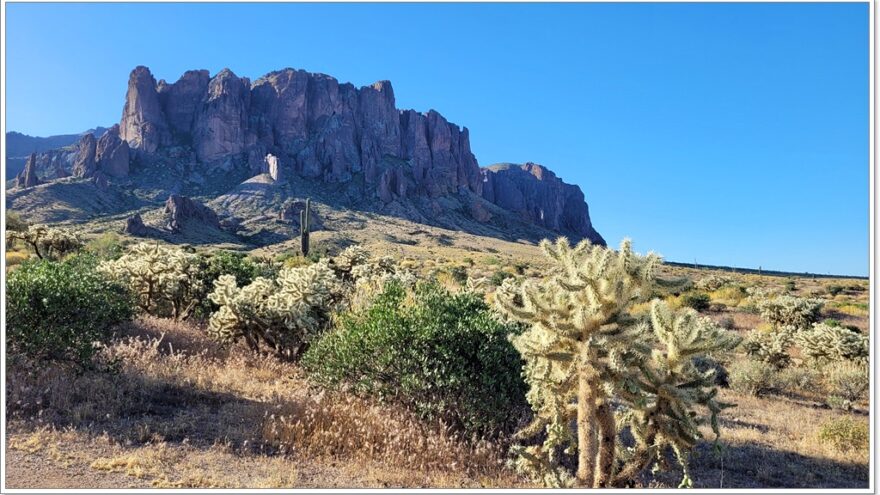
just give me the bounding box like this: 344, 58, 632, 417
5, 127, 110, 178
7, 65, 604, 246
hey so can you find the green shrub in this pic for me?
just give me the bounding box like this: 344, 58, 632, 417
489, 269, 513, 287
823, 362, 869, 410
6, 211, 28, 232
449, 265, 469, 285
303, 281, 528, 437
783, 279, 796, 292
6, 254, 135, 364
85, 232, 125, 259
826, 284, 845, 296
728, 359, 776, 396
817, 418, 869, 453
681, 291, 710, 311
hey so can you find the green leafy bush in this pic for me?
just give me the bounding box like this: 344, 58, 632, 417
817, 418, 869, 453
303, 281, 528, 437
681, 291, 711, 311
728, 359, 776, 397
6, 254, 134, 364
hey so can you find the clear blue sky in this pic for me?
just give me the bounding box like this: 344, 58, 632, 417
6, 3, 869, 276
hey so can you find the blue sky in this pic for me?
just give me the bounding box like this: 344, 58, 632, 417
5, 3, 869, 276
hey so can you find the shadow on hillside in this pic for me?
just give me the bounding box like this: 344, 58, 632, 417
682, 440, 869, 489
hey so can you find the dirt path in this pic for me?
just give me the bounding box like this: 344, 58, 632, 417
5, 448, 152, 489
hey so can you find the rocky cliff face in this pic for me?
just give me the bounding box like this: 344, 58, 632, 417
482, 163, 605, 244
13, 65, 603, 244
118, 66, 485, 198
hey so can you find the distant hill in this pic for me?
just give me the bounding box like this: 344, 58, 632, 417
6, 127, 109, 177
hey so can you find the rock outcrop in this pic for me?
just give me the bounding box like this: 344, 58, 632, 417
15, 153, 41, 189
164, 194, 221, 233
72, 133, 97, 178
123, 213, 150, 236
481, 163, 605, 245
95, 125, 130, 178
120, 66, 170, 153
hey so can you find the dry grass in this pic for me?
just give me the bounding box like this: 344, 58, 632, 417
6, 316, 527, 489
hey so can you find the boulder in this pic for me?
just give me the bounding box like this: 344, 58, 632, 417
164, 194, 221, 233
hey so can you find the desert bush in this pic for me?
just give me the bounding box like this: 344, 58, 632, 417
756, 294, 823, 329
7, 211, 29, 232
709, 286, 748, 307
303, 281, 527, 437
208, 260, 341, 360
6, 224, 83, 260
794, 323, 868, 366
742, 326, 793, 369
783, 279, 796, 292
826, 284, 845, 296
489, 269, 513, 286
6, 254, 134, 364
817, 418, 869, 453
681, 291, 711, 311
494, 238, 739, 488
823, 361, 869, 410
449, 265, 469, 285
774, 366, 822, 396
85, 232, 125, 259
6, 250, 30, 269
694, 274, 732, 291
728, 359, 776, 397
98, 243, 204, 319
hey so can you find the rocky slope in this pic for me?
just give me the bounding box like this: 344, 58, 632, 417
7, 65, 604, 245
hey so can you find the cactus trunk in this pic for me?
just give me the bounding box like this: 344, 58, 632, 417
576, 369, 599, 486
300, 198, 311, 256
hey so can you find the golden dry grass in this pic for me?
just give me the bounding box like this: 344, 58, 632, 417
6, 316, 526, 489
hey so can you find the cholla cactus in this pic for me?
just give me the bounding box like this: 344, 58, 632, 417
794, 323, 869, 366
756, 294, 823, 329
98, 242, 203, 318
207, 261, 341, 359
614, 301, 740, 488
495, 238, 659, 487
6, 224, 82, 260
695, 274, 732, 291
742, 326, 795, 369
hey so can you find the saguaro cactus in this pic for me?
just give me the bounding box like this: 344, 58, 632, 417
300, 198, 311, 256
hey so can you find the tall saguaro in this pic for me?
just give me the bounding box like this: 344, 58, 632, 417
300, 198, 311, 257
